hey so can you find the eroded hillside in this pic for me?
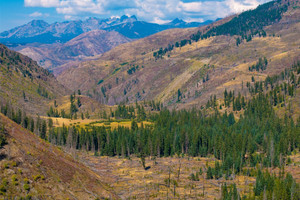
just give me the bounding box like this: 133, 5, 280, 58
57, 0, 300, 109
0, 44, 68, 114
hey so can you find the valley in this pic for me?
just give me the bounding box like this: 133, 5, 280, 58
0, 0, 300, 199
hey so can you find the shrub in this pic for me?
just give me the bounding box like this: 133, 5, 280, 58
2, 179, 8, 186
23, 184, 30, 191
3, 163, 9, 169
23, 178, 29, 184
0, 131, 6, 148
0, 184, 6, 194
11, 161, 17, 167
33, 174, 41, 181
11, 175, 17, 182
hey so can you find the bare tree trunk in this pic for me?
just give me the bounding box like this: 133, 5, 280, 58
106, 156, 109, 172
168, 167, 171, 188
203, 173, 205, 197
177, 159, 181, 181
173, 181, 176, 197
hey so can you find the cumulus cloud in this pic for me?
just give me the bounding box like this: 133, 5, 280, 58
25, 0, 59, 7
226, 0, 261, 13
24, 0, 272, 22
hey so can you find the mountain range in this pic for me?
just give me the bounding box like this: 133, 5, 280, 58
0, 15, 212, 72
0, 15, 212, 44
17, 30, 132, 74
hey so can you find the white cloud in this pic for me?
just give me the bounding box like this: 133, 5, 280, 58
226, 0, 260, 13
185, 17, 205, 23
24, 0, 272, 22
110, 15, 120, 19
177, 1, 204, 13
25, 0, 59, 7
29, 11, 50, 17
151, 17, 171, 24
29, 11, 43, 17
64, 15, 74, 20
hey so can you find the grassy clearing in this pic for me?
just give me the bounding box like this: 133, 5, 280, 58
42, 116, 153, 129
92, 121, 153, 129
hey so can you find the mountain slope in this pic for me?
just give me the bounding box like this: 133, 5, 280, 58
18, 30, 132, 74
0, 44, 68, 114
56, 0, 300, 108
58, 30, 131, 57
1, 16, 212, 75
0, 113, 118, 199
56, 27, 195, 97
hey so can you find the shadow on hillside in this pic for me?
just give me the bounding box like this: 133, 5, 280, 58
0, 153, 7, 161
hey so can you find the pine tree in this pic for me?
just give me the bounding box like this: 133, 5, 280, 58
206, 166, 213, 179
40, 120, 47, 140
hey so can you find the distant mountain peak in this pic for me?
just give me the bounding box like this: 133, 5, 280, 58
28, 19, 49, 27
120, 15, 129, 20
171, 18, 185, 24
131, 15, 138, 21
120, 15, 138, 22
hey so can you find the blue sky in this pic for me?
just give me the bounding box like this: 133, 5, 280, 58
0, 0, 271, 32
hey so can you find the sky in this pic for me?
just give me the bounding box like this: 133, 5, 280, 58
0, 0, 271, 32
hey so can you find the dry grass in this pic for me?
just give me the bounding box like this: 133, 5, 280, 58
78, 153, 292, 199
93, 121, 153, 129
42, 115, 153, 129
41, 116, 99, 127
74, 148, 300, 200
156, 60, 203, 102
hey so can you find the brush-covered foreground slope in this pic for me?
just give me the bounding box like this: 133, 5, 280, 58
0, 113, 118, 199
0, 44, 68, 114
57, 0, 300, 108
